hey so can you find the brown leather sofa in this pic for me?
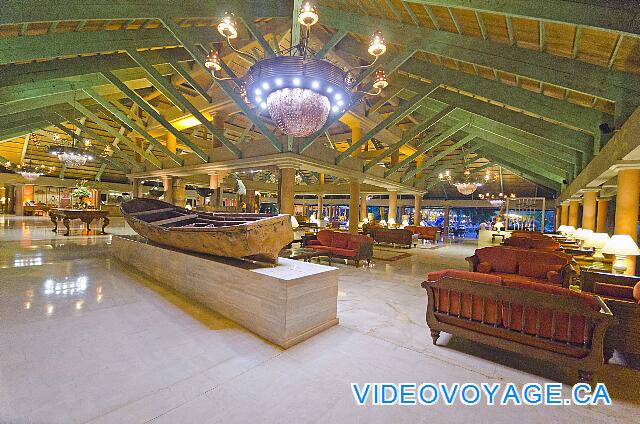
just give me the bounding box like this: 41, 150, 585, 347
306, 230, 373, 266
581, 269, 640, 361
405, 225, 439, 243
466, 246, 575, 287
503, 234, 561, 251
369, 227, 414, 247
423, 269, 614, 383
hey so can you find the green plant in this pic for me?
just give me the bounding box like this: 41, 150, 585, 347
71, 181, 91, 201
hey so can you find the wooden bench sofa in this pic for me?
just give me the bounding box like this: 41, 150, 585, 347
422, 269, 615, 383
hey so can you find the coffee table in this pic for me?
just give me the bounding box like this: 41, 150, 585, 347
279, 247, 328, 263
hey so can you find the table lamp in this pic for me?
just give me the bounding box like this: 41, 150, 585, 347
379, 219, 387, 227
388, 217, 396, 227
562, 225, 576, 239
494, 221, 504, 233
401, 219, 409, 228
602, 234, 640, 274
584, 232, 610, 265
557, 224, 567, 234
290, 215, 299, 229
573, 228, 593, 248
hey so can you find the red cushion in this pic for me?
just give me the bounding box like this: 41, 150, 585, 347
518, 260, 548, 279
529, 238, 560, 251
316, 230, 334, 246
499, 274, 550, 286
347, 239, 360, 250
634, 282, 640, 303
501, 279, 598, 345
332, 232, 350, 249
307, 240, 321, 246
308, 245, 332, 251
546, 270, 563, 285
330, 247, 357, 257
594, 283, 634, 301
475, 247, 518, 274
427, 269, 502, 285
477, 261, 492, 273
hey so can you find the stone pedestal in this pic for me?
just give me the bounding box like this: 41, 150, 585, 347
111, 236, 339, 348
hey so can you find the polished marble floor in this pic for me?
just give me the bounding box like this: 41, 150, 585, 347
1, 215, 639, 423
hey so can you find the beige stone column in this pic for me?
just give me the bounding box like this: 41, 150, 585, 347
173, 179, 186, 207
14, 184, 24, 216
317, 194, 323, 219
413, 193, 422, 225
555, 206, 561, 230
162, 176, 174, 204
596, 197, 610, 233
388, 190, 397, 224
245, 189, 256, 212
278, 167, 295, 216
568, 199, 580, 228
349, 179, 360, 234
581, 189, 599, 231
132, 179, 141, 198
443, 205, 450, 239
614, 167, 640, 274
560, 201, 569, 226
360, 193, 367, 221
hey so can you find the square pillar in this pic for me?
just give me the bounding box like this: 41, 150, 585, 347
317, 194, 324, 219
388, 191, 397, 224
278, 168, 295, 216
560, 201, 569, 226
414, 193, 422, 225
568, 199, 580, 228
162, 176, 174, 204
581, 189, 599, 231
596, 197, 610, 233
132, 178, 141, 198
349, 179, 360, 234
360, 193, 367, 221
209, 173, 223, 208
173, 178, 186, 207
614, 168, 640, 274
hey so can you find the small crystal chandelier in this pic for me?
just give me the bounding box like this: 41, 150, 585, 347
479, 192, 516, 207
48, 134, 94, 167
204, 2, 388, 137
439, 167, 487, 195
10, 160, 54, 181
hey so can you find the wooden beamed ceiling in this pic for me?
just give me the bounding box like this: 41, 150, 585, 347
0, 0, 638, 196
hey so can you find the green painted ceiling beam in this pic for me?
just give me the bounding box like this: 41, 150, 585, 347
404, 133, 476, 183
407, 1, 640, 37
168, 60, 212, 103
162, 18, 283, 153
473, 141, 566, 184
474, 147, 562, 192
314, 30, 348, 60
0, 1, 292, 25
95, 163, 107, 182
363, 103, 455, 171
0, 26, 213, 65
102, 71, 211, 162
126, 48, 187, 112
83, 88, 185, 165
291, 0, 302, 49
399, 58, 606, 134
0, 122, 49, 142
69, 100, 161, 168
386, 120, 468, 177
116, 51, 241, 158
241, 16, 276, 58
336, 92, 429, 163
320, 7, 640, 101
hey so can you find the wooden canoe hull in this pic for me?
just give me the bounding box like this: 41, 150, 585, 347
121, 199, 293, 263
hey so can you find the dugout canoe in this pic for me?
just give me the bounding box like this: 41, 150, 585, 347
121, 198, 293, 263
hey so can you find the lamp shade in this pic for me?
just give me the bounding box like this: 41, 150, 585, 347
602, 235, 640, 256
557, 225, 568, 233
290, 215, 299, 229
573, 228, 593, 241
563, 226, 576, 235
584, 232, 610, 249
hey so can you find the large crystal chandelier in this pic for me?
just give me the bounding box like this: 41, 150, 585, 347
204, 2, 388, 137
48, 133, 94, 167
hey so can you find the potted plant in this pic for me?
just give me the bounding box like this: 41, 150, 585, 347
71, 180, 92, 208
